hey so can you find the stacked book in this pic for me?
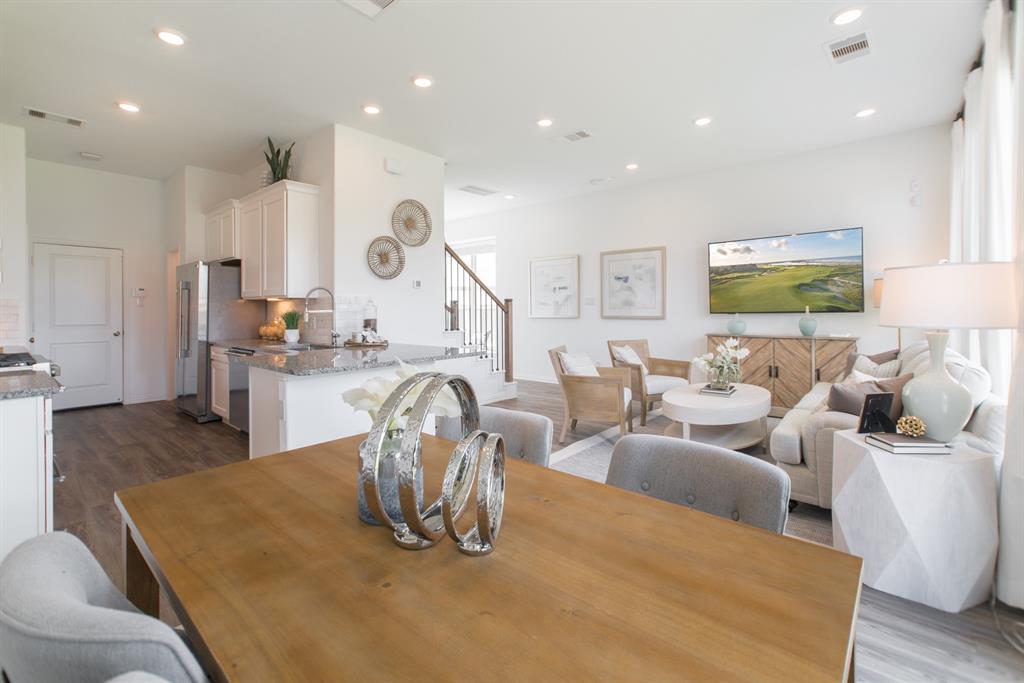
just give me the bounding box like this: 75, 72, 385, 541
865, 432, 952, 455
699, 384, 736, 397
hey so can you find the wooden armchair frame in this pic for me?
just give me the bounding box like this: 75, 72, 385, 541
548, 346, 633, 444
606, 339, 691, 426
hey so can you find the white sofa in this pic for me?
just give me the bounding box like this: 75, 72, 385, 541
770, 342, 1006, 509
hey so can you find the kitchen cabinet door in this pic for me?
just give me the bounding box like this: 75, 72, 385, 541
205, 214, 222, 261
211, 359, 230, 419
240, 200, 263, 298
261, 192, 287, 297
219, 211, 239, 260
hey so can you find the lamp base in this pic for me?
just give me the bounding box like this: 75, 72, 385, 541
901, 330, 973, 443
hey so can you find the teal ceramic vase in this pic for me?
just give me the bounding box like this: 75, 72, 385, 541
798, 306, 817, 337
726, 314, 747, 336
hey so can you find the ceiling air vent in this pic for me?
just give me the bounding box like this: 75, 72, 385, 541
339, 0, 395, 19
555, 130, 593, 144
459, 185, 499, 197
22, 106, 85, 128
825, 32, 870, 65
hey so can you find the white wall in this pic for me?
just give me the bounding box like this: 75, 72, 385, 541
0, 124, 28, 346
332, 124, 446, 345
448, 125, 951, 382
27, 160, 168, 403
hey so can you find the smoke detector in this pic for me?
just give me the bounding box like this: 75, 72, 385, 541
459, 185, 499, 197
824, 32, 870, 65
554, 130, 593, 144
23, 106, 85, 128
340, 0, 395, 18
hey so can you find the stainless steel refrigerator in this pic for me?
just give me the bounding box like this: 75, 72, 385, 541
175, 261, 265, 422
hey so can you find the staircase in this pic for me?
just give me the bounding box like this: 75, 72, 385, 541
444, 243, 513, 387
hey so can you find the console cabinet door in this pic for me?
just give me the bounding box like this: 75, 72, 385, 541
815, 339, 857, 383
240, 200, 263, 298
774, 338, 813, 409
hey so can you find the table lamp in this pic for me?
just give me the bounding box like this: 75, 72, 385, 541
873, 277, 901, 348
879, 261, 1019, 442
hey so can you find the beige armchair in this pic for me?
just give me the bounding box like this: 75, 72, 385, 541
606, 339, 690, 426
548, 346, 633, 444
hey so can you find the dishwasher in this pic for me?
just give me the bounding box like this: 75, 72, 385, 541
224, 347, 261, 433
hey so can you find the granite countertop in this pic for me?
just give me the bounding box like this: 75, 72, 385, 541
228, 342, 482, 376
0, 371, 64, 400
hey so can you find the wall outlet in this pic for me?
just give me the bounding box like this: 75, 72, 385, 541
412, 279, 422, 289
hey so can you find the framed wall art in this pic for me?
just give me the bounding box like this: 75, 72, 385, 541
600, 247, 666, 319
529, 255, 580, 318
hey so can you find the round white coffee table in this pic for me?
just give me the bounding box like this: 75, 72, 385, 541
661, 383, 771, 451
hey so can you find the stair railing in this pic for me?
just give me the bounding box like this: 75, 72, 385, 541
444, 243, 513, 383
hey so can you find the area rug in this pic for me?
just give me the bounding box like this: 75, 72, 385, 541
550, 412, 833, 545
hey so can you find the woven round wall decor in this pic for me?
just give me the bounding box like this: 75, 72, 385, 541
391, 199, 432, 247
367, 236, 406, 279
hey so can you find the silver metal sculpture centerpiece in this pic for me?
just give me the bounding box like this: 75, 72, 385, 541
358, 372, 506, 556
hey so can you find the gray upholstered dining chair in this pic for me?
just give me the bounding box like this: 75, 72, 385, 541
605, 435, 790, 533
0, 532, 207, 683
436, 406, 554, 467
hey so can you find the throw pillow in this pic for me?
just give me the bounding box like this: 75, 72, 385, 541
558, 351, 599, 377
611, 345, 649, 375
852, 353, 901, 379
843, 349, 898, 378
826, 372, 913, 420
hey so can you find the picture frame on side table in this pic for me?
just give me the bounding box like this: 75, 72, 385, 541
529, 254, 580, 318
600, 246, 666, 319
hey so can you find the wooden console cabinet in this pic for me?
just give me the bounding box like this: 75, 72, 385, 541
707, 334, 857, 416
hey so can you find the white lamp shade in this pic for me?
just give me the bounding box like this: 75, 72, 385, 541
879, 261, 1020, 329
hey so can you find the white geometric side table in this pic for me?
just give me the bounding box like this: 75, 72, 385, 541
831, 430, 998, 613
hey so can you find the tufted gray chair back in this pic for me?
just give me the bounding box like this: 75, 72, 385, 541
0, 532, 207, 683
606, 435, 790, 533
436, 406, 553, 467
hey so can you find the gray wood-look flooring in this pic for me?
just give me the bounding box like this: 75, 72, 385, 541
52, 383, 1024, 682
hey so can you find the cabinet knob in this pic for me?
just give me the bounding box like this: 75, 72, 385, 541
113, 331, 122, 337
29, 336, 35, 343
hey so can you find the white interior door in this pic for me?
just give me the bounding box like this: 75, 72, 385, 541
32, 243, 124, 410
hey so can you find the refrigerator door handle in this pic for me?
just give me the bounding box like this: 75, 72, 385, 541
178, 281, 191, 358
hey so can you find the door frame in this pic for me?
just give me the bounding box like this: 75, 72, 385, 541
30, 240, 126, 409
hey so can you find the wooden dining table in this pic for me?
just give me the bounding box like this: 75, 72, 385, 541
115, 434, 862, 682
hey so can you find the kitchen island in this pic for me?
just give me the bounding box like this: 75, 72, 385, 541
228, 342, 489, 458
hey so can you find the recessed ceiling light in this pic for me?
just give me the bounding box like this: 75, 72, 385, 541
79, 151, 103, 161
155, 28, 186, 46
625, 163, 639, 171
117, 102, 140, 113
855, 108, 876, 118
363, 104, 381, 115
694, 116, 713, 127
412, 76, 433, 88
536, 118, 553, 128
504, 194, 516, 200
830, 8, 862, 26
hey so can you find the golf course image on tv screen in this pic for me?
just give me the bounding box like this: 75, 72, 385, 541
709, 227, 864, 314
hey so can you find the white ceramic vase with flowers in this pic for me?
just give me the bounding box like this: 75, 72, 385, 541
343, 362, 461, 524
693, 337, 750, 390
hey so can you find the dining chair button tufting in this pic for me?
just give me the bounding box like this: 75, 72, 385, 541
686, 495, 695, 504
641, 481, 651, 491
731, 511, 739, 521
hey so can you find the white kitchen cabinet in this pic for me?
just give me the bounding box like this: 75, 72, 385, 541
210, 348, 230, 420
238, 180, 319, 299
0, 394, 53, 562
204, 199, 241, 262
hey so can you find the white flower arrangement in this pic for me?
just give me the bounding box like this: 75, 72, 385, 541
342, 361, 461, 430
692, 337, 749, 385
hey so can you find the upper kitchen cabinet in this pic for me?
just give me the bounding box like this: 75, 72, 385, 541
238, 180, 319, 299
204, 199, 241, 262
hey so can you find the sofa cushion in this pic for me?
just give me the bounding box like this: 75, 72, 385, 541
794, 382, 832, 411
826, 373, 913, 420
843, 349, 899, 378
852, 354, 901, 378
645, 374, 687, 395
958, 394, 1006, 455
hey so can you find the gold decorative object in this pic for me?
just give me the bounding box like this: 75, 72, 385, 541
367, 236, 406, 279
391, 199, 432, 247
897, 415, 926, 438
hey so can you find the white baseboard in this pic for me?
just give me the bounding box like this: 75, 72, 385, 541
512, 374, 557, 384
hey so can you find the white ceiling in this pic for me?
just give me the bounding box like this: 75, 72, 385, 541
0, 1, 985, 221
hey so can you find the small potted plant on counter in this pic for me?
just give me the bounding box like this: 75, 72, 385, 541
281, 310, 302, 344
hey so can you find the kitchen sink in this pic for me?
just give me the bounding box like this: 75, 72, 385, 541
264, 343, 337, 352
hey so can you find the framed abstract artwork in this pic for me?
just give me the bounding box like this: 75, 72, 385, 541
600, 247, 666, 319
529, 255, 580, 318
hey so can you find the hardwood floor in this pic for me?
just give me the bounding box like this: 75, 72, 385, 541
51, 384, 1024, 681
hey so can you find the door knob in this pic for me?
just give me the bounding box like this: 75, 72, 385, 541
113, 331, 122, 337
29, 336, 35, 343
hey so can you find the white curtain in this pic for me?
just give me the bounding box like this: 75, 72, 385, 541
997, 0, 1024, 609
949, 0, 1014, 397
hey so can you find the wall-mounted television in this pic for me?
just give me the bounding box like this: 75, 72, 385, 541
708, 227, 864, 314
